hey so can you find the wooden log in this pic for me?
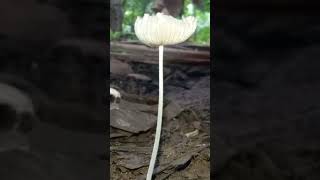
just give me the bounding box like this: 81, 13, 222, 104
110, 42, 210, 65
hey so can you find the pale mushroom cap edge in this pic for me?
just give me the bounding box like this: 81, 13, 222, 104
134, 13, 197, 47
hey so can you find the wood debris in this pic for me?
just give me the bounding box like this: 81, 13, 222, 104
111, 42, 210, 65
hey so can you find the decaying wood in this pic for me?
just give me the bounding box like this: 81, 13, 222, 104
111, 42, 210, 65
120, 100, 158, 115
153, 144, 209, 176
110, 108, 156, 133
119, 90, 159, 105
110, 145, 153, 154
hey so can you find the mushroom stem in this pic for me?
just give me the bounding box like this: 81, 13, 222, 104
147, 45, 164, 180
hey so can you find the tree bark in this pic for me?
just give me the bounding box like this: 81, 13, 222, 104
110, 0, 123, 31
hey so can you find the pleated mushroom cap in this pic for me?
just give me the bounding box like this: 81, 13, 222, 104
134, 13, 197, 47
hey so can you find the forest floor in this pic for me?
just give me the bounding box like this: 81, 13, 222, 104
110, 42, 210, 180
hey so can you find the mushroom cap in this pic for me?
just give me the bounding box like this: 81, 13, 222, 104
134, 13, 197, 47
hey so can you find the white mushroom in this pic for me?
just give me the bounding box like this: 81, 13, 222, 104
135, 13, 197, 47
110, 87, 121, 110
134, 12, 197, 180
110, 87, 121, 99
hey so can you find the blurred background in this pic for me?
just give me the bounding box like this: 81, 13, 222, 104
110, 0, 210, 45
0, 0, 107, 179
214, 3, 320, 180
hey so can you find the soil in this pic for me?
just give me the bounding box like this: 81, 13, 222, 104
110, 60, 210, 179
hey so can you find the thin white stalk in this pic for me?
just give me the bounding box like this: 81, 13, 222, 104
146, 45, 164, 180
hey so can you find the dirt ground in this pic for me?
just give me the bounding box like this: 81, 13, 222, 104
110, 60, 210, 179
